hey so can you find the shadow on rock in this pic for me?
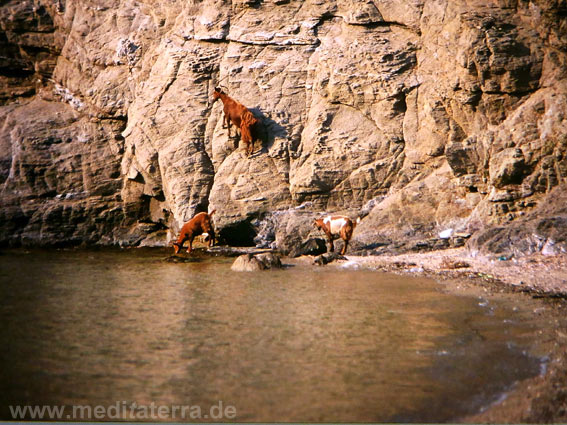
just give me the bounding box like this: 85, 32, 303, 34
250, 107, 288, 154
289, 237, 327, 258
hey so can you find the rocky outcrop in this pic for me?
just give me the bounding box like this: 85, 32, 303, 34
0, 0, 566, 257
467, 183, 567, 257
288, 237, 327, 258
0, 0, 61, 102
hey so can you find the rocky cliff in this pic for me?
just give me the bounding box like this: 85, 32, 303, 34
1, 0, 566, 257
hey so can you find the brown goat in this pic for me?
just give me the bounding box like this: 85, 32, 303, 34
212, 87, 258, 156
173, 210, 216, 254
313, 215, 360, 255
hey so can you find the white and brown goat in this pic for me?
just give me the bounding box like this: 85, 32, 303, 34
313, 215, 360, 255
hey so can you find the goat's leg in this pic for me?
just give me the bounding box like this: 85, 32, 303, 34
173, 237, 186, 254
339, 227, 352, 255
322, 229, 334, 252
226, 117, 232, 138
341, 239, 349, 255
241, 124, 254, 156
327, 235, 334, 253
186, 236, 194, 254
248, 134, 252, 155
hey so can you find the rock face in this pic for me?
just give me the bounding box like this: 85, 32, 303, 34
467, 183, 567, 257
0, 0, 566, 257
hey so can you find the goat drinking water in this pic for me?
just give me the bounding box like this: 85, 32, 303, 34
313, 215, 360, 255
172, 210, 216, 254
212, 87, 258, 156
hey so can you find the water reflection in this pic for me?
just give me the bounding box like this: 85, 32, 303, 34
0, 249, 543, 421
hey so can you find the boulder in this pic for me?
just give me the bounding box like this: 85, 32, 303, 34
255, 252, 283, 269
231, 252, 283, 271
288, 238, 327, 258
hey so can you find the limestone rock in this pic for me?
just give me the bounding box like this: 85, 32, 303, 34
489, 148, 528, 188
288, 237, 327, 258
445, 137, 481, 177
468, 183, 567, 257
0, 98, 125, 246
255, 252, 283, 269
337, 0, 383, 25
231, 252, 282, 271
231, 254, 266, 271
0, 0, 566, 259
0, 0, 61, 102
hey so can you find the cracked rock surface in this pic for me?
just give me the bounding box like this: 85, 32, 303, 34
0, 0, 566, 257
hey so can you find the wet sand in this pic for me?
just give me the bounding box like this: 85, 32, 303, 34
311, 249, 567, 423
345, 248, 567, 297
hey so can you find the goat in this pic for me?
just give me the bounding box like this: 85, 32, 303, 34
313, 215, 360, 255
212, 87, 258, 156
172, 210, 216, 254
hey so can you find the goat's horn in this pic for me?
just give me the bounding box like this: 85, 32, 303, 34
217, 73, 229, 84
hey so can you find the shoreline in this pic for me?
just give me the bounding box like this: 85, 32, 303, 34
337, 247, 567, 298
314, 248, 567, 423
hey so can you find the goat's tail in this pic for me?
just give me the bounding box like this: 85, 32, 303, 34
354, 216, 361, 229
242, 110, 258, 127
209, 209, 216, 217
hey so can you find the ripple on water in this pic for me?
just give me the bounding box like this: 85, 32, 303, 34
0, 248, 549, 422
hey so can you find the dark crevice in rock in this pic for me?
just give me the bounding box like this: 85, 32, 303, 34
227, 37, 319, 47
339, 17, 421, 36
97, 115, 128, 122
219, 219, 257, 246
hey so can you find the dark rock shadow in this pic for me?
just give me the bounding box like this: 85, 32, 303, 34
249, 107, 288, 156
218, 220, 257, 247
288, 237, 327, 258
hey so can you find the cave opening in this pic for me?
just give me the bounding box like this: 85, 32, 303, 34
219, 220, 257, 247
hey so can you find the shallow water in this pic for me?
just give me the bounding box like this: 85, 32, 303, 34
0, 248, 548, 421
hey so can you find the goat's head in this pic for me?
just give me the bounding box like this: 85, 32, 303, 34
313, 218, 325, 230
212, 87, 224, 103
172, 241, 182, 254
